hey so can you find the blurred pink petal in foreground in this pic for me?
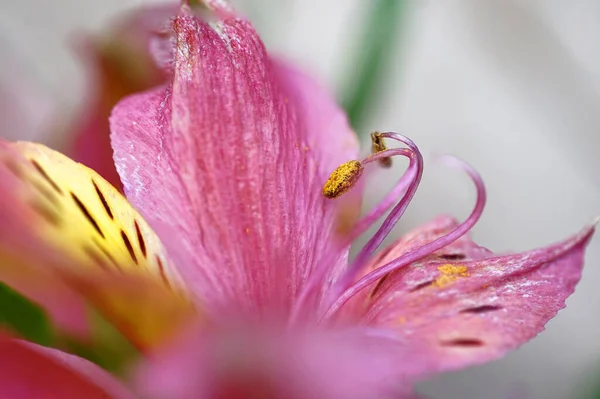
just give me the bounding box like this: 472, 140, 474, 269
0, 336, 133, 399
0, 1, 594, 398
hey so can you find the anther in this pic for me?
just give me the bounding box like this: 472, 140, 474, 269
322, 160, 363, 199
371, 132, 392, 168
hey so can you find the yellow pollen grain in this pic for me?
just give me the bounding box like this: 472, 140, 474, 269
370, 132, 392, 168
245, 227, 250, 235
434, 264, 470, 288
322, 160, 363, 199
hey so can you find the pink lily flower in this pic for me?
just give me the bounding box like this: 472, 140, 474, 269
0, 1, 594, 398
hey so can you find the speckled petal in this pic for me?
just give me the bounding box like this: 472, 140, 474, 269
339, 215, 490, 319
350, 217, 594, 375
110, 6, 359, 315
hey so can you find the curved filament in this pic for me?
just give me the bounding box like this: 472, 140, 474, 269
323, 133, 424, 307
289, 136, 421, 325
321, 156, 487, 322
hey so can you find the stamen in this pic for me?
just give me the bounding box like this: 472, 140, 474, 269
323, 133, 423, 306
370, 132, 392, 168
322, 160, 364, 199
289, 134, 421, 326
321, 156, 486, 322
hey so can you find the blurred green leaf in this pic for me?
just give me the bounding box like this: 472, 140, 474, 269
0, 284, 137, 374
63, 310, 139, 375
341, 0, 406, 132
589, 376, 600, 399
0, 283, 52, 345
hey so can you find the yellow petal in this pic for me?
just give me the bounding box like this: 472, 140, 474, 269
0, 141, 197, 350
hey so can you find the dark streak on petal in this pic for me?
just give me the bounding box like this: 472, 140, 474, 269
156, 256, 170, 289
134, 220, 147, 258
121, 230, 137, 264
438, 253, 467, 260
71, 192, 105, 238
93, 239, 121, 271
409, 280, 435, 292
30, 201, 60, 227
83, 246, 109, 271
460, 305, 503, 314
30, 179, 61, 208
93, 179, 114, 220
440, 338, 485, 347
370, 273, 390, 298
30, 159, 63, 195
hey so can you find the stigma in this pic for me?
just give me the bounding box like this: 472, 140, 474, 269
322, 160, 363, 199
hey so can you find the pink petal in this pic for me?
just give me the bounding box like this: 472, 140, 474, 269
339, 215, 490, 319
67, 5, 176, 189
110, 8, 359, 313
0, 338, 134, 399
136, 325, 419, 399
371, 215, 493, 263
347, 217, 594, 375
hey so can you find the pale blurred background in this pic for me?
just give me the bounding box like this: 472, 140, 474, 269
1, 0, 599, 398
